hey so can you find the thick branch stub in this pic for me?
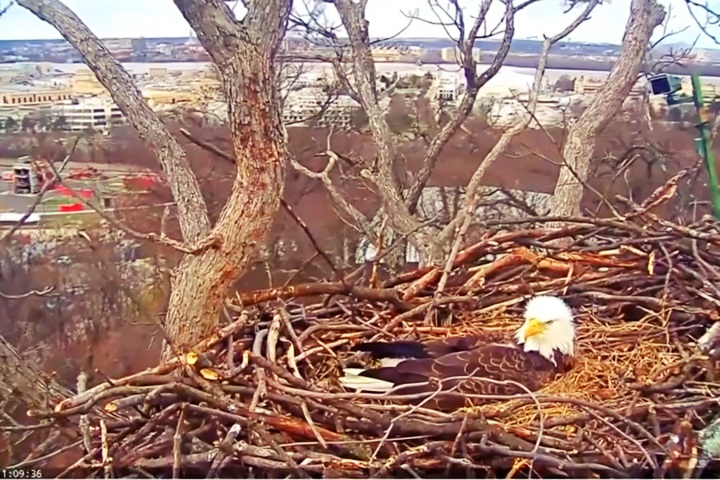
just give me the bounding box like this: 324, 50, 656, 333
163, 233, 223, 255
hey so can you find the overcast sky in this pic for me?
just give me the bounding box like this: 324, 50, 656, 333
0, 0, 717, 49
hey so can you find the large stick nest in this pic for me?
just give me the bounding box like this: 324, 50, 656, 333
23, 214, 720, 478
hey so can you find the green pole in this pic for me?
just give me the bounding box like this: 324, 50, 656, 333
691, 73, 720, 219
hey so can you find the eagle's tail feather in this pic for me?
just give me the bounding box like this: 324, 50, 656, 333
352, 341, 427, 359
339, 368, 395, 392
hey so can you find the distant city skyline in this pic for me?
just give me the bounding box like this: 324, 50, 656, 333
0, 0, 717, 49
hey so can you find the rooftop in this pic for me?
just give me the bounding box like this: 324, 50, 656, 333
0, 84, 71, 94
50, 97, 119, 108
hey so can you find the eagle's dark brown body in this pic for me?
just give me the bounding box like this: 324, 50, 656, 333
350, 336, 573, 410
354, 333, 509, 359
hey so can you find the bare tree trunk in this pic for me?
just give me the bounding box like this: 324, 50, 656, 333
163, 0, 290, 359
327, 0, 515, 261
18, 0, 291, 360
550, 0, 666, 217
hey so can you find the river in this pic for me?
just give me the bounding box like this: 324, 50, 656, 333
5, 60, 720, 88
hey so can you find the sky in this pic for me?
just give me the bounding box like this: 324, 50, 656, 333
0, 0, 718, 49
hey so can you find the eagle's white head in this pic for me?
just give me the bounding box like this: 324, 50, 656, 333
514, 295, 576, 363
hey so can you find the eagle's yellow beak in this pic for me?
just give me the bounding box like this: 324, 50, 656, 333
524, 318, 546, 338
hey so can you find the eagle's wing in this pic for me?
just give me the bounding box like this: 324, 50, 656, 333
353, 340, 432, 359
357, 344, 558, 407
429, 345, 557, 394
353, 333, 505, 360
423, 335, 486, 357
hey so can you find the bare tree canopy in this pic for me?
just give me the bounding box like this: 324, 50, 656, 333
1, 0, 667, 388
288, 0, 665, 263
685, 0, 720, 44
2, 2, 714, 473
16, 0, 293, 359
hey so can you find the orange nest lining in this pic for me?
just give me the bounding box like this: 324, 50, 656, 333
384, 304, 683, 426
495, 314, 681, 425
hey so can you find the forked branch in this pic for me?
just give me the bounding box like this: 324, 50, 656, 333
684, 0, 720, 45
297, 0, 556, 263
435, 0, 600, 293
405, 0, 517, 214
289, 130, 375, 238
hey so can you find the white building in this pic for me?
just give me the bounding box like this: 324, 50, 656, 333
436, 71, 465, 102
0, 102, 52, 122
287, 71, 330, 89
50, 100, 124, 132
0, 84, 72, 121
476, 69, 535, 97
440, 47, 482, 64
283, 88, 359, 128
488, 94, 575, 128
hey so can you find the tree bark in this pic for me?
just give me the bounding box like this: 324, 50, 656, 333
163, 0, 290, 360
333, 0, 433, 250
330, 0, 517, 262
550, 0, 666, 218
18, 0, 292, 359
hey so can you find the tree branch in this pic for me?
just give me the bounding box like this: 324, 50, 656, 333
0, 1, 13, 17
40, 160, 221, 255
436, 0, 600, 279
0, 286, 53, 300
550, 0, 666, 218
174, 0, 291, 247
288, 130, 376, 238
684, 0, 720, 45
179, 126, 345, 274
330, 0, 438, 257
173, 0, 245, 66
405, 0, 513, 214
174, 0, 291, 60
21, 0, 294, 357
1, 135, 80, 243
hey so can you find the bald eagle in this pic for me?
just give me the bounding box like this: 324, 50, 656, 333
339, 296, 576, 410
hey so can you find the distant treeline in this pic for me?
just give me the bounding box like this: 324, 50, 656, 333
480, 53, 720, 77
392, 38, 625, 56
0, 37, 615, 55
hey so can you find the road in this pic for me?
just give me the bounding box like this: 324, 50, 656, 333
0, 158, 139, 172
0, 192, 41, 212
0, 179, 115, 213
0, 159, 141, 213
0, 189, 87, 213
